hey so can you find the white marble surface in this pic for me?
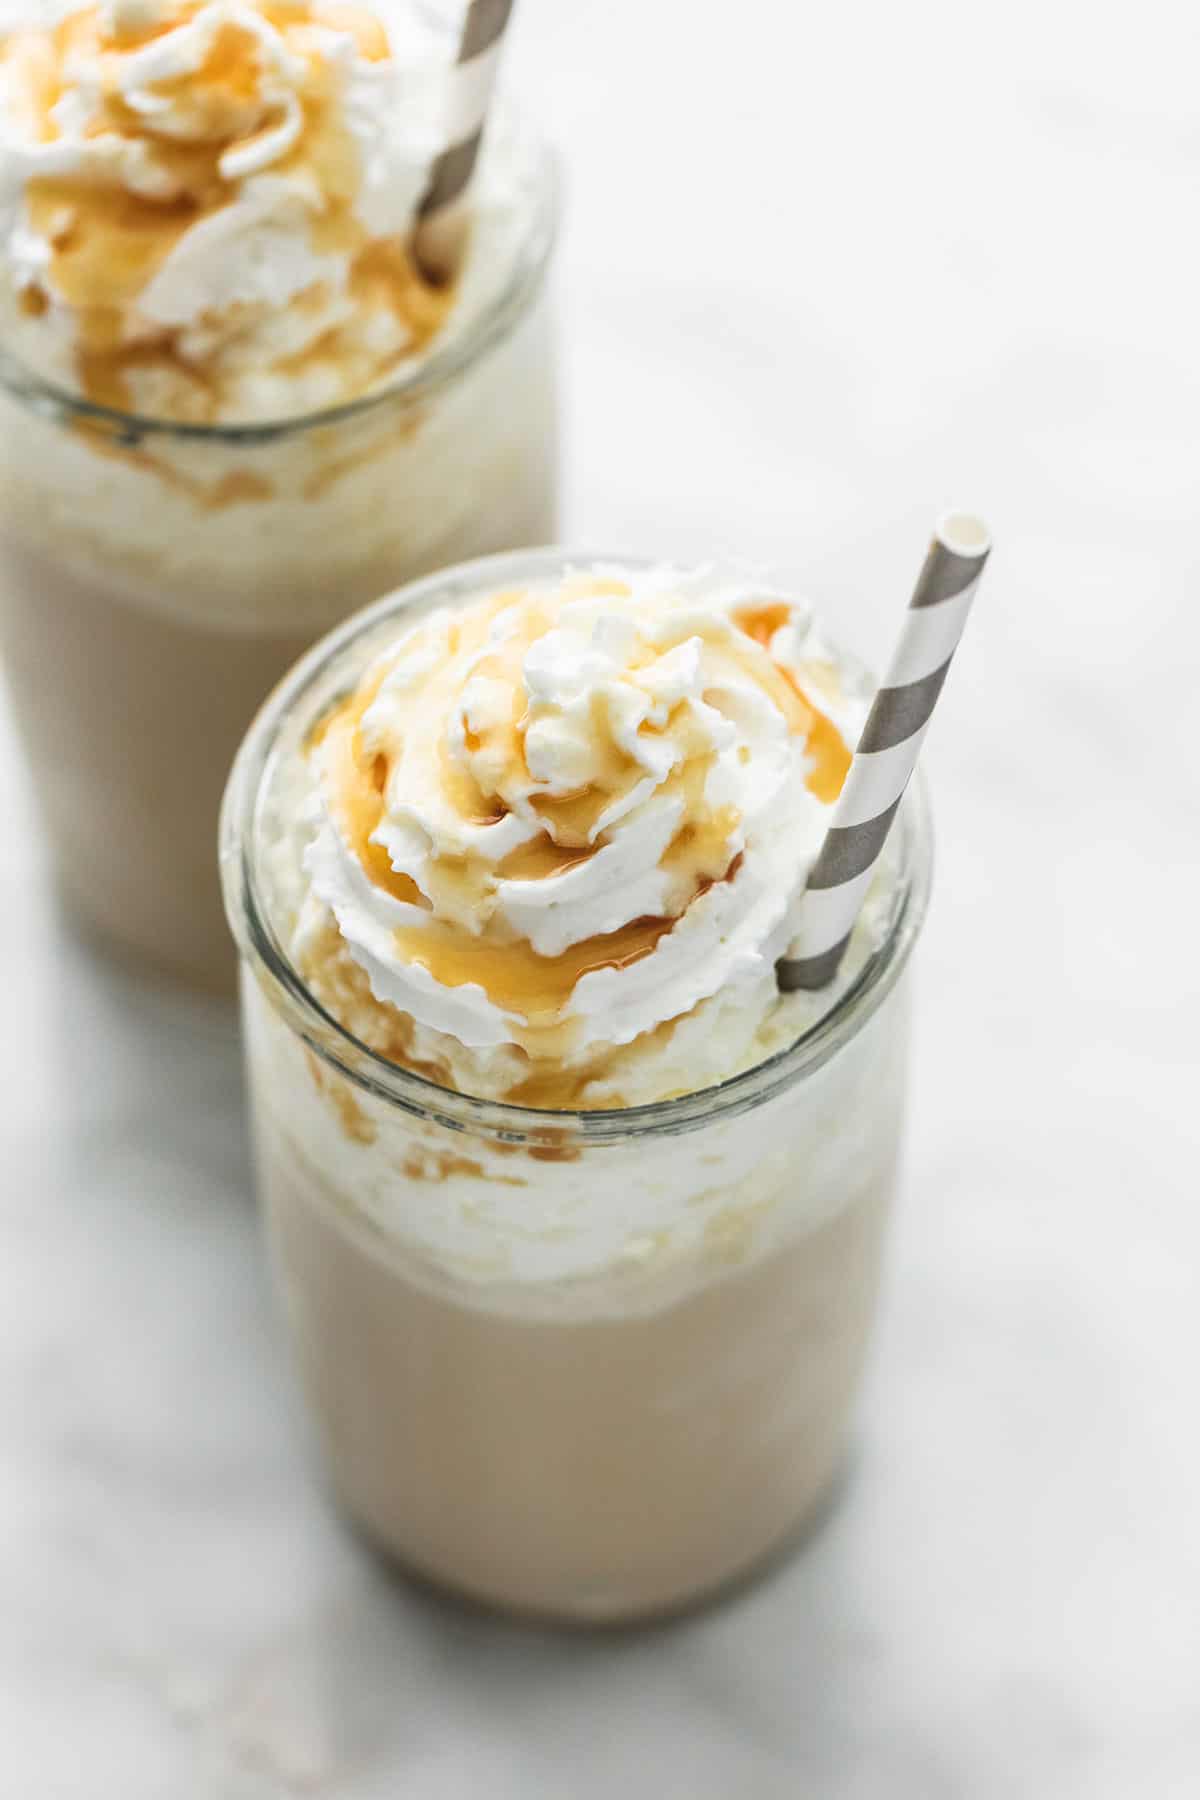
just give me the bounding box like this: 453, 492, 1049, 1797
3, 0, 1199, 1793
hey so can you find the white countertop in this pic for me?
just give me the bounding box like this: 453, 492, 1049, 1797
2, 1, 1198, 1793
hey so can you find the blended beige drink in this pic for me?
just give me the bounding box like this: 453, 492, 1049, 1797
0, 0, 557, 986
221, 549, 930, 1623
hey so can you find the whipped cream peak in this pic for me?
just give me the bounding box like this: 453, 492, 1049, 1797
0, 0, 456, 418
299, 567, 867, 1097
103, 2, 311, 176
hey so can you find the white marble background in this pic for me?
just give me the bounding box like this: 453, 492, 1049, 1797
2, 0, 1198, 1793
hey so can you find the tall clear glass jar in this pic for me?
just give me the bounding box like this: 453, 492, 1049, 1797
220, 550, 932, 1625
0, 120, 558, 990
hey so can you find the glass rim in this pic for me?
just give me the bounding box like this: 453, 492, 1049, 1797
0, 111, 559, 448
221, 547, 934, 1143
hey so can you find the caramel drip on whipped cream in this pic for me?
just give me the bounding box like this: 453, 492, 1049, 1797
320, 657, 704, 1035
394, 914, 680, 1029
326, 703, 427, 912
309, 580, 853, 1074
497, 837, 596, 881
1, 0, 454, 415
732, 601, 851, 803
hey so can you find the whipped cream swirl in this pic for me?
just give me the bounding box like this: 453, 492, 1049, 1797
0, 0, 452, 418
303, 568, 862, 1085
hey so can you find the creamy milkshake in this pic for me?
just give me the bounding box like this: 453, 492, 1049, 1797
221, 549, 930, 1623
0, 0, 557, 986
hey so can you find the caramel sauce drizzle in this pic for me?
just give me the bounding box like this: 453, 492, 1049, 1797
732, 601, 791, 648
507, 1010, 693, 1113
498, 838, 596, 882
3, 1, 455, 416
72, 419, 276, 507
730, 601, 852, 804
391, 912, 680, 1029
399, 1146, 525, 1187
303, 584, 854, 1087
321, 663, 427, 910
785, 687, 852, 804
303, 1046, 376, 1142
300, 403, 424, 501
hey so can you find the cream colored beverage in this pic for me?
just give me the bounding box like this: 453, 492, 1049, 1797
221, 549, 929, 1623
0, 0, 557, 986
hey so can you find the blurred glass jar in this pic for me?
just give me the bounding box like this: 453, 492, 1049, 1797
0, 116, 558, 989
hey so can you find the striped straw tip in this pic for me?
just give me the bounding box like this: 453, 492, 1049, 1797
936, 511, 991, 558
775, 510, 992, 994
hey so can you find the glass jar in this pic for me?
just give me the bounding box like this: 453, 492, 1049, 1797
220, 548, 933, 1624
0, 118, 558, 991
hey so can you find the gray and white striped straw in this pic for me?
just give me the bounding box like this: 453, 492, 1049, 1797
776, 512, 991, 993
414, 0, 515, 283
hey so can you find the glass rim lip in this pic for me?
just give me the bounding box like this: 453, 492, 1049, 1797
0, 109, 559, 447
221, 546, 935, 1143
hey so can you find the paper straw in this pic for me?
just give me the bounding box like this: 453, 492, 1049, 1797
776, 511, 992, 993
414, 0, 515, 283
